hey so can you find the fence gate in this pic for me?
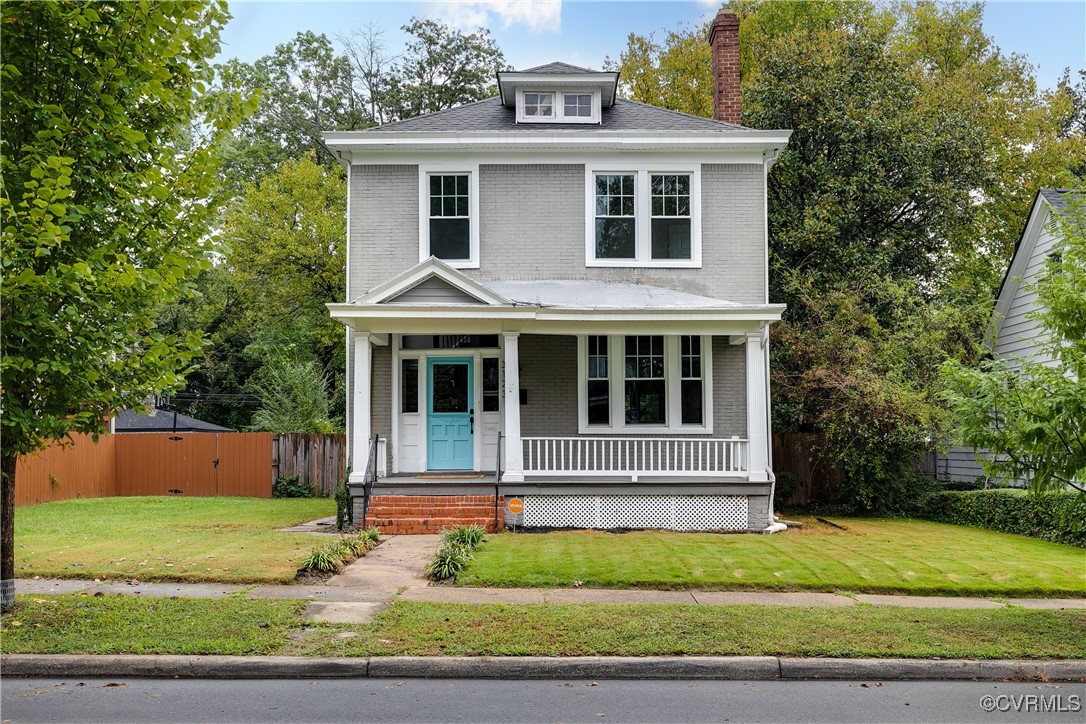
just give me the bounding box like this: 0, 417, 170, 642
113, 432, 272, 498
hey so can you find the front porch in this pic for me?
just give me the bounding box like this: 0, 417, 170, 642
332, 259, 784, 533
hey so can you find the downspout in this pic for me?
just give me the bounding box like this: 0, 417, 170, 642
342, 155, 352, 471
762, 153, 786, 534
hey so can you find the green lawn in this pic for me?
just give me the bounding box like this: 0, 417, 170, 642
14, 497, 336, 584
4, 596, 1083, 660
459, 518, 1086, 597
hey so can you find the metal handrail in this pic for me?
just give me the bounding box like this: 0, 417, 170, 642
494, 432, 503, 532
360, 433, 380, 526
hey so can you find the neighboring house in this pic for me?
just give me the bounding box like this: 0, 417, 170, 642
324, 10, 792, 533
937, 188, 1080, 484
113, 408, 234, 434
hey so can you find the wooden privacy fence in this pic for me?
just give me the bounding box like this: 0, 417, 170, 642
16, 431, 345, 507
772, 432, 846, 506
272, 433, 348, 496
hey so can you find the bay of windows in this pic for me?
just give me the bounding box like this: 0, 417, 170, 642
579, 334, 711, 432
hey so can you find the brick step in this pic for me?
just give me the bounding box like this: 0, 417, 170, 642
370, 516, 498, 535
368, 507, 498, 516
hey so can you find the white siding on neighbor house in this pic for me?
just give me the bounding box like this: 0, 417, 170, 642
992, 226, 1059, 369
348, 162, 768, 304
937, 210, 1061, 486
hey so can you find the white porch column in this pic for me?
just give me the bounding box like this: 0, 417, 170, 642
349, 329, 373, 484
502, 332, 524, 482
745, 330, 770, 482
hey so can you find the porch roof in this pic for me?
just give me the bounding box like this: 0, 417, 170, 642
329, 258, 785, 332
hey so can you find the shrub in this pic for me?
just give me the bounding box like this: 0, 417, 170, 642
273, 474, 313, 499
298, 545, 346, 574
358, 527, 381, 546
334, 477, 352, 529
426, 544, 473, 581
913, 489, 1086, 547
442, 524, 486, 551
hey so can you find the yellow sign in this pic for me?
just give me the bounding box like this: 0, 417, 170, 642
507, 498, 524, 514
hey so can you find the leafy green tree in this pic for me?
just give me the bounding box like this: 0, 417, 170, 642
0, 0, 253, 607
381, 18, 507, 120
604, 28, 714, 118
941, 193, 1086, 493
246, 353, 337, 434
219, 31, 369, 182
223, 156, 346, 374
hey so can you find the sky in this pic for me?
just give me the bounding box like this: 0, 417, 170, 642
216, 0, 1086, 91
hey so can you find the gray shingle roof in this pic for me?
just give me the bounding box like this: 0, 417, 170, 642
482, 280, 746, 310
1040, 188, 1082, 215
518, 61, 599, 74
115, 409, 234, 433
358, 97, 751, 134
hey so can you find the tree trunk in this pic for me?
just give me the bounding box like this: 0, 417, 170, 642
1, 454, 15, 609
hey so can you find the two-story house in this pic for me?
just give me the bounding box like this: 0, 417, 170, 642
325, 10, 792, 533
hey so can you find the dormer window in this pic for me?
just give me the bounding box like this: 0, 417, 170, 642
523, 92, 554, 119
516, 89, 601, 124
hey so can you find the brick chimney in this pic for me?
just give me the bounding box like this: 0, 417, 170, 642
709, 8, 741, 125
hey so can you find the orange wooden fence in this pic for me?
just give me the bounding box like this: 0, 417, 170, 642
16, 432, 275, 507
15, 433, 118, 506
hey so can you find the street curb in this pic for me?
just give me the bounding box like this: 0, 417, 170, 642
3, 655, 1085, 681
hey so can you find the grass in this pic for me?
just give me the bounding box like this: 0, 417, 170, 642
4, 596, 1084, 660
0, 595, 306, 655
459, 518, 1086, 597
14, 496, 336, 584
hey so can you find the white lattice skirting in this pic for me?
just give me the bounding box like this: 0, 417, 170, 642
521, 495, 749, 531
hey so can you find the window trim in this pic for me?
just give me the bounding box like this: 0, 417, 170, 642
516, 89, 601, 124
584, 164, 702, 268
576, 334, 713, 434
418, 163, 480, 269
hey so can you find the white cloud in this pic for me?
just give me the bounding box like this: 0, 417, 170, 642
442, 1, 563, 34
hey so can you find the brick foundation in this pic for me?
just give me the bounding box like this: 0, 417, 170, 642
364, 495, 504, 535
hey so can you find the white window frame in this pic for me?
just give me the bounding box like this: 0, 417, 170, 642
516, 89, 601, 124
418, 163, 480, 269
576, 334, 713, 434
584, 163, 702, 268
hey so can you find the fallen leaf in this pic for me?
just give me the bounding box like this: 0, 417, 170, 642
103, 682, 125, 688
9, 621, 20, 627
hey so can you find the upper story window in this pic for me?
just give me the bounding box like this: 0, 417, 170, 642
418, 164, 479, 268
523, 92, 554, 119
585, 164, 702, 268
516, 89, 601, 124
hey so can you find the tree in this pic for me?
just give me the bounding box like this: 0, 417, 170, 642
246, 353, 337, 434
380, 18, 507, 120
219, 18, 508, 183
219, 31, 370, 182
0, 1, 253, 607
222, 156, 346, 384
941, 193, 1086, 493
604, 28, 714, 118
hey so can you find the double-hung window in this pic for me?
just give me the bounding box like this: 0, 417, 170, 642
419, 165, 479, 268
578, 335, 712, 433
585, 165, 701, 267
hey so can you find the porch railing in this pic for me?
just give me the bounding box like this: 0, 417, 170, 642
522, 436, 748, 477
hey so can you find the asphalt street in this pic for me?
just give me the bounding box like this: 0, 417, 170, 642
3, 678, 1084, 723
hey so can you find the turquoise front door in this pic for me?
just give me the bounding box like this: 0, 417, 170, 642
427, 357, 474, 470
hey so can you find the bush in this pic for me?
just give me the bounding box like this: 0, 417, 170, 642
914, 489, 1086, 547
442, 524, 486, 551
273, 474, 313, 499
426, 544, 473, 581
298, 544, 346, 573
334, 477, 352, 529
297, 528, 382, 575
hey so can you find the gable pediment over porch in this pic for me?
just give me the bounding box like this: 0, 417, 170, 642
355, 257, 511, 307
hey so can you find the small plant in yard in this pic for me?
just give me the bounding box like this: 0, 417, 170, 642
334, 477, 352, 529
273, 474, 314, 499
442, 524, 486, 551
426, 544, 473, 581
298, 545, 346, 574
298, 528, 382, 576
